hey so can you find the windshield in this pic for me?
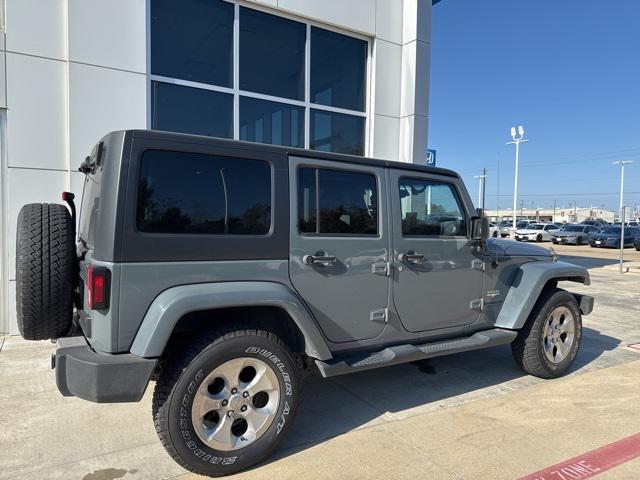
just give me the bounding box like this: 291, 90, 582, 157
601, 227, 621, 234
561, 225, 583, 232
527, 224, 545, 230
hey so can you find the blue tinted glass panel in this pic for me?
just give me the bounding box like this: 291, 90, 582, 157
240, 7, 306, 100
151, 0, 233, 87
311, 27, 367, 111
240, 97, 304, 147
137, 150, 271, 235
152, 82, 233, 139
310, 110, 365, 156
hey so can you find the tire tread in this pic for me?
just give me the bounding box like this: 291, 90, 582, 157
152, 326, 294, 477
16, 203, 75, 340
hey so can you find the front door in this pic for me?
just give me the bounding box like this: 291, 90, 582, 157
390, 170, 483, 332
289, 157, 390, 343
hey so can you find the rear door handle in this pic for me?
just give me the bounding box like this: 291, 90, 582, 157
303, 254, 337, 266
398, 252, 425, 264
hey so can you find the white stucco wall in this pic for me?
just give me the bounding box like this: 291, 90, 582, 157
0, 0, 432, 334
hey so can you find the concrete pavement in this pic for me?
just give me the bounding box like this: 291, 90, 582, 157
1, 243, 639, 480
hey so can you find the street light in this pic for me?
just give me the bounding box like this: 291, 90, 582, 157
507, 125, 529, 230
613, 160, 632, 274
474, 169, 487, 212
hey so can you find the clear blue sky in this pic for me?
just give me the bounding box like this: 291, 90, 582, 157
428, 0, 640, 213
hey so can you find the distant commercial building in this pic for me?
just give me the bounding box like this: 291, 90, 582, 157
485, 207, 616, 224
0, 0, 437, 334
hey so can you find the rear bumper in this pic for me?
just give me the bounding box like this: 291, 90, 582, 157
54, 336, 157, 403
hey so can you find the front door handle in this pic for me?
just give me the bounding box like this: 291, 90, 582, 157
398, 252, 425, 264
303, 253, 337, 266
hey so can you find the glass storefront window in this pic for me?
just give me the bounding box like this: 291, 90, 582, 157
240, 97, 304, 147
151, 82, 233, 139
240, 7, 306, 100
310, 110, 365, 156
151, 1, 368, 155
151, 0, 233, 87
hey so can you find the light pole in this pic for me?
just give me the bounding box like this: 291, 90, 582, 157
474, 169, 487, 213
613, 160, 632, 274
507, 126, 528, 230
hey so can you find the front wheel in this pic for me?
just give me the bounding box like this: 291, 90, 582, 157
536, 234, 543, 242
576, 236, 583, 245
511, 288, 582, 379
153, 328, 300, 477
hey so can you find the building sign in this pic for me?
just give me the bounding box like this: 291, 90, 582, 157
426, 149, 437, 166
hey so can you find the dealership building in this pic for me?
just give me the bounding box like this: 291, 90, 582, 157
0, 0, 436, 334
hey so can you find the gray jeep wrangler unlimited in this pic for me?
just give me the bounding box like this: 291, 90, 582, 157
15, 130, 593, 477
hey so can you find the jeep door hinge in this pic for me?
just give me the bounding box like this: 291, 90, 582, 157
371, 261, 391, 276
370, 308, 388, 323
469, 298, 484, 311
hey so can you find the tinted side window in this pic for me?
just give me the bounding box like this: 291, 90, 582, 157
298, 167, 377, 235
399, 178, 467, 237
137, 150, 271, 235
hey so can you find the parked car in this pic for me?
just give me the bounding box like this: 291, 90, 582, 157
515, 223, 562, 242
551, 224, 601, 245
498, 221, 513, 237
588, 226, 640, 248
13, 130, 593, 477
627, 221, 639, 228
499, 220, 533, 238
581, 220, 607, 227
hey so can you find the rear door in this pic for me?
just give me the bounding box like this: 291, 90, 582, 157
390, 169, 483, 332
289, 157, 390, 343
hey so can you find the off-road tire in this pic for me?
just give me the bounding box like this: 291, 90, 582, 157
511, 287, 582, 379
15, 203, 75, 340
153, 328, 300, 477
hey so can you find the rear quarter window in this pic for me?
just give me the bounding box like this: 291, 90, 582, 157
136, 150, 271, 235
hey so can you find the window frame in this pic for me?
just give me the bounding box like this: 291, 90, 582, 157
146, 0, 371, 154
398, 176, 470, 239
296, 165, 380, 238
118, 134, 291, 263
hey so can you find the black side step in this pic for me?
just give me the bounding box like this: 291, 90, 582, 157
315, 328, 518, 378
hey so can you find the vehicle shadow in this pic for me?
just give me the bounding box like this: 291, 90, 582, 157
559, 254, 620, 269
259, 326, 621, 467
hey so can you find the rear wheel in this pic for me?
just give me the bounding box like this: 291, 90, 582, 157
153, 328, 300, 477
511, 288, 582, 379
576, 236, 583, 245
15, 203, 76, 340
536, 234, 543, 242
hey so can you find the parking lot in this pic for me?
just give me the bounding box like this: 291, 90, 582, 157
1, 242, 639, 480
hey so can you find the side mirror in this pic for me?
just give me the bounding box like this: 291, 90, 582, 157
471, 216, 489, 241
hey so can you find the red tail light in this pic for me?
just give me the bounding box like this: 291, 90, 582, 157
87, 265, 110, 310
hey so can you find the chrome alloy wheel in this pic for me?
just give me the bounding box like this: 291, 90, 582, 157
542, 306, 576, 364
191, 357, 280, 451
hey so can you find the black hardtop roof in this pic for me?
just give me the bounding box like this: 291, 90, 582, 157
121, 129, 460, 179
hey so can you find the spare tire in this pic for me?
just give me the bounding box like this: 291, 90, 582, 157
15, 203, 76, 340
